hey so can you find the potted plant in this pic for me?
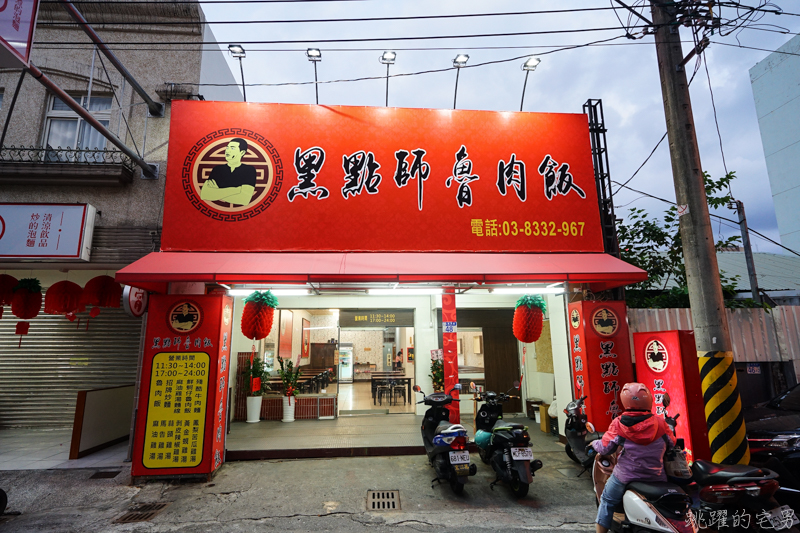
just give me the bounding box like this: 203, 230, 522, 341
430, 359, 444, 392
241, 356, 267, 423
278, 355, 301, 422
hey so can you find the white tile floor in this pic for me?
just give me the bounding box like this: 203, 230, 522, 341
0, 428, 129, 471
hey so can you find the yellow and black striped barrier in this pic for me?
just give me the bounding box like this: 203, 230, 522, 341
699, 352, 749, 465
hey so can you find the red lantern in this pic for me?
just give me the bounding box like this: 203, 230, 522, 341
0, 274, 18, 319
44, 281, 85, 316
80, 275, 123, 309
11, 278, 42, 346
512, 294, 547, 344
240, 291, 279, 341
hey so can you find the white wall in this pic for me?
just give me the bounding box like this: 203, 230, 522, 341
750, 33, 800, 253
549, 293, 572, 437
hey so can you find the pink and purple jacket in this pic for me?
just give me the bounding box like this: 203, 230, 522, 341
591, 411, 676, 484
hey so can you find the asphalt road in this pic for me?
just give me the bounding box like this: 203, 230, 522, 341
0, 449, 597, 532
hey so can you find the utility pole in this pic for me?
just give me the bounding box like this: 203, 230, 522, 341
734, 200, 761, 304
650, 1, 748, 464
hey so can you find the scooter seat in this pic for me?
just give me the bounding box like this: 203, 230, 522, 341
435, 421, 465, 435
691, 459, 766, 485
627, 482, 686, 502
492, 420, 525, 431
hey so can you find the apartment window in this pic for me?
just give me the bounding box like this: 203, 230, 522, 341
44, 95, 112, 150
0, 90, 4, 110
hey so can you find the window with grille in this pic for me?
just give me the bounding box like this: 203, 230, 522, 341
43, 95, 112, 152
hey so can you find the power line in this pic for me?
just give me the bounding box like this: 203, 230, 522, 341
38, 6, 621, 25
612, 180, 800, 258
712, 40, 800, 57
34, 24, 649, 46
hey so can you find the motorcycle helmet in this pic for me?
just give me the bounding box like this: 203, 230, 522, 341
620, 382, 652, 412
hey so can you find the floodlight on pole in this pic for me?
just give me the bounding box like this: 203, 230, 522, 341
228, 44, 247, 102
306, 48, 321, 105
520, 56, 540, 112
452, 54, 468, 110
379, 51, 396, 107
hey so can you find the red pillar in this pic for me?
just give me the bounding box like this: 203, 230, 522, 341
442, 287, 460, 422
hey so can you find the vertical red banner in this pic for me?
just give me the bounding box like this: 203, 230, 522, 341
568, 301, 634, 432
634, 330, 710, 463
131, 294, 232, 479
442, 287, 460, 422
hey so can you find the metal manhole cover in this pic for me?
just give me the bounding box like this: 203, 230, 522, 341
113, 502, 170, 524
90, 470, 121, 479
367, 490, 400, 511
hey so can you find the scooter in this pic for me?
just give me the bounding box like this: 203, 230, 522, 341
564, 394, 595, 471
472, 381, 543, 498
413, 383, 477, 494
658, 395, 800, 532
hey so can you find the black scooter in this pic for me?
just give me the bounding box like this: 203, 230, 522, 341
472, 381, 543, 498
413, 383, 477, 494
564, 395, 595, 472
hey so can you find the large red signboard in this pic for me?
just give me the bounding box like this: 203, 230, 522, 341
161, 101, 603, 253
568, 301, 634, 432
131, 294, 233, 479
634, 330, 711, 463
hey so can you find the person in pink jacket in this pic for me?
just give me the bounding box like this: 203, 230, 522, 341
591, 383, 676, 533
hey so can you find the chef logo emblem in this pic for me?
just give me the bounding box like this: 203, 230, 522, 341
168, 301, 201, 334
183, 130, 283, 222
570, 309, 580, 329
591, 307, 619, 337
645, 340, 669, 373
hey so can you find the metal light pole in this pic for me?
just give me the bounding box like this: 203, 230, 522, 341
380, 51, 396, 107
306, 48, 321, 105
452, 54, 468, 110
228, 45, 246, 102
519, 56, 540, 112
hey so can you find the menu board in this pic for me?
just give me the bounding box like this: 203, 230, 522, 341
143, 352, 209, 469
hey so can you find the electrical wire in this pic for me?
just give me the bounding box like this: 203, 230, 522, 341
38, 6, 622, 26
95, 51, 141, 157
612, 180, 800, 257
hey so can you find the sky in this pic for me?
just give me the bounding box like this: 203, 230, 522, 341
200, 0, 800, 254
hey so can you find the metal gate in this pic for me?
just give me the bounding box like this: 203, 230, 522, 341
0, 307, 142, 428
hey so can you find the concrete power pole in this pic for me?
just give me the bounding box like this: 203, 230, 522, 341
649, 2, 749, 464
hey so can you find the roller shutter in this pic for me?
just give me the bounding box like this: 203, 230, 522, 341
0, 307, 143, 428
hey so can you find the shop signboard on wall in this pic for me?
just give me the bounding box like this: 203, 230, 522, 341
633, 330, 711, 463
567, 300, 634, 432
161, 101, 603, 253
131, 294, 233, 479
0, 0, 39, 67
0, 203, 95, 260
339, 309, 414, 328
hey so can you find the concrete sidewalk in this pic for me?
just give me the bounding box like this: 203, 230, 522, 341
0, 449, 597, 532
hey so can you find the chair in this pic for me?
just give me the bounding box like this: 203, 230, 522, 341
376, 380, 392, 406
391, 381, 406, 405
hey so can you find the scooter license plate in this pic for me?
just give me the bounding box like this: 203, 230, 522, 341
765, 506, 799, 529
449, 451, 470, 464
510, 447, 533, 461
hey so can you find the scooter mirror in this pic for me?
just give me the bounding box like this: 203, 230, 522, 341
663, 393, 671, 408
513, 380, 520, 390
585, 422, 595, 433
413, 385, 421, 392
453, 383, 462, 390
469, 381, 476, 390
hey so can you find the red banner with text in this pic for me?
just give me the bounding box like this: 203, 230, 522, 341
161, 101, 603, 253
568, 301, 634, 432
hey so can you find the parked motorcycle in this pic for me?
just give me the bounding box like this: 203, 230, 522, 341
472, 381, 543, 498
413, 383, 477, 494
564, 394, 595, 471
659, 395, 800, 532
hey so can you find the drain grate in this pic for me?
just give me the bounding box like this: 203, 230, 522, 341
367, 490, 400, 511
90, 470, 121, 479
113, 502, 170, 524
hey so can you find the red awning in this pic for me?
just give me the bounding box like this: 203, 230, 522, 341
115, 252, 646, 293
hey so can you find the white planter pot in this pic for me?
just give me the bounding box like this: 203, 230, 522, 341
282, 396, 296, 423
246, 396, 263, 423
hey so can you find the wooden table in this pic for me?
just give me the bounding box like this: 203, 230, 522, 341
371, 373, 412, 405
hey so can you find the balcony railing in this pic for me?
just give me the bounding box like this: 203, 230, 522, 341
0, 145, 135, 186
